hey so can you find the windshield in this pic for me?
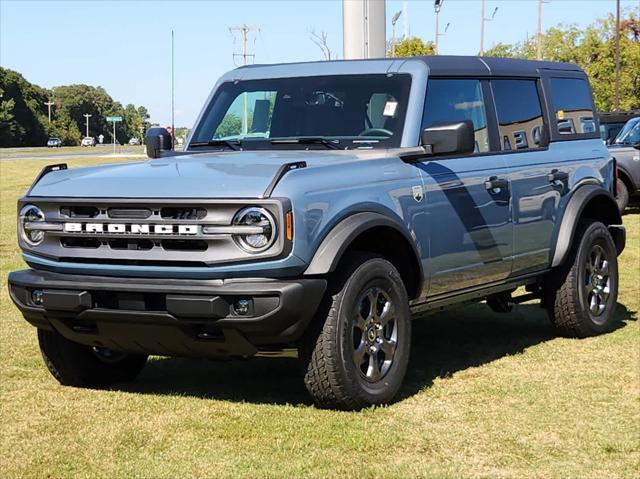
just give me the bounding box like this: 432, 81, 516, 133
614, 117, 640, 145
190, 74, 412, 149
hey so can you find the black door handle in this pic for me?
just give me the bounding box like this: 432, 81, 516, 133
548, 169, 569, 182
485, 176, 509, 191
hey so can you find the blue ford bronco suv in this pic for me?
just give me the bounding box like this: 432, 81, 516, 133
9, 56, 626, 409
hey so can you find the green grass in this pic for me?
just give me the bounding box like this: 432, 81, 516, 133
1, 157, 639, 478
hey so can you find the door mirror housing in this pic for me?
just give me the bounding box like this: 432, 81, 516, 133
420, 120, 475, 156
145, 127, 173, 158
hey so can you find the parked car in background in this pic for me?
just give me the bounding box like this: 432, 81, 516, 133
81, 136, 96, 147
129, 138, 140, 145
608, 116, 640, 211
599, 111, 639, 144
9, 57, 625, 409
46, 137, 62, 148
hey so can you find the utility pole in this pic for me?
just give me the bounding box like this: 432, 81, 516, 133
480, 0, 498, 56
44, 100, 54, 123
83, 113, 92, 138
537, 0, 550, 60
230, 24, 258, 135
614, 0, 621, 111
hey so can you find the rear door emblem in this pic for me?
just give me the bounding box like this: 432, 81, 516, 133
412, 185, 424, 203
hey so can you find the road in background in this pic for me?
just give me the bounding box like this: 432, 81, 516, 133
0, 145, 146, 161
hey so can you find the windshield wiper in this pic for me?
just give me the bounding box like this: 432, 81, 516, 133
189, 139, 242, 151
270, 137, 343, 150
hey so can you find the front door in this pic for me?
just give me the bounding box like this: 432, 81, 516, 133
417, 78, 513, 296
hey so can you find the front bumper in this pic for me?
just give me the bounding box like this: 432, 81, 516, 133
8, 269, 326, 358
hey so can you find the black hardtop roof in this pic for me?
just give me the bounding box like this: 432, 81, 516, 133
413, 55, 584, 77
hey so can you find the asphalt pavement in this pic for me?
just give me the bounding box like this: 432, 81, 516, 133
0, 145, 145, 160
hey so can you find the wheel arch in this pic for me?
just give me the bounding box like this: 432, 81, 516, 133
304, 212, 423, 300
551, 185, 625, 268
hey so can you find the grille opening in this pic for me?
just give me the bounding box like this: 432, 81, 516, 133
108, 239, 154, 251
108, 208, 152, 219
61, 237, 101, 248
60, 206, 99, 218
93, 291, 167, 311
58, 257, 209, 267
161, 207, 207, 220
161, 239, 208, 251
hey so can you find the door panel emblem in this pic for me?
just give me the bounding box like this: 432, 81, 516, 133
412, 185, 424, 203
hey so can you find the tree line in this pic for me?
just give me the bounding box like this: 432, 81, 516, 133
391, 9, 640, 112
0, 67, 150, 147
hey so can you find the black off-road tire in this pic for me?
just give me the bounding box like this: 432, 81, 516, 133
543, 220, 619, 338
38, 328, 148, 387
616, 178, 629, 213
300, 253, 411, 410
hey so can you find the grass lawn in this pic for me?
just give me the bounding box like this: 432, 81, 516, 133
1, 157, 638, 478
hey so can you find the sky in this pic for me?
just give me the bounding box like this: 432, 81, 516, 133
2, 0, 639, 127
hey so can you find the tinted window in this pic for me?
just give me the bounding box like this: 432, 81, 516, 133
492, 79, 545, 151
422, 79, 489, 153
550, 78, 596, 135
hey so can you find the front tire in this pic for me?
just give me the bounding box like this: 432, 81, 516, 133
544, 220, 619, 337
38, 329, 148, 387
300, 254, 411, 410
616, 178, 629, 213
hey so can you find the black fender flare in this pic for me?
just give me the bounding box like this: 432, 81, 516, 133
303, 211, 423, 279
551, 185, 624, 268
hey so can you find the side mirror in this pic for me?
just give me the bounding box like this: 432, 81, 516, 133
421, 120, 475, 156
145, 127, 173, 159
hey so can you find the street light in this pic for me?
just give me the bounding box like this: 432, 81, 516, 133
434, 0, 444, 54
391, 10, 402, 56
44, 100, 54, 123
479, 0, 498, 56
537, 0, 551, 60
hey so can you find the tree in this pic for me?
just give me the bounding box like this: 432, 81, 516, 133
309, 29, 333, 60
391, 37, 436, 57
484, 9, 640, 111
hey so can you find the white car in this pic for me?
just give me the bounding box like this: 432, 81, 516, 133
81, 137, 96, 147
129, 138, 141, 145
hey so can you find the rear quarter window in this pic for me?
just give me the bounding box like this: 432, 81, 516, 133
549, 78, 596, 136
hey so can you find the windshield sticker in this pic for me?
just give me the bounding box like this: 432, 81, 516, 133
383, 101, 398, 117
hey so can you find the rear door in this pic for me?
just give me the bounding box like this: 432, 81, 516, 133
490, 78, 561, 274
416, 78, 513, 296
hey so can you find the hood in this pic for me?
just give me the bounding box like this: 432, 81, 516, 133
27, 150, 380, 199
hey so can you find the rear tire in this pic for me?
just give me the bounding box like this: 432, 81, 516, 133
38, 329, 148, 387
300, 253, 411, 410
543, 220, 619, 337
616, 178, 629, 213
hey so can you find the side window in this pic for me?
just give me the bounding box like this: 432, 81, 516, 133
213, 91, 276, 139
422, 79, 489, 153
549, 78, 596, 135
492, 79, 545, 151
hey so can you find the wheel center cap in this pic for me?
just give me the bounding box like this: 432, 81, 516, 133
367, 328, 377, 342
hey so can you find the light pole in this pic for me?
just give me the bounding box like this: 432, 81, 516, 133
391, 10, 402, 56
479, 0, 498, 56
537, 0, 551, 60
434, 0, 443, 55
44, 100, 54, 123
83, 113, 92, 138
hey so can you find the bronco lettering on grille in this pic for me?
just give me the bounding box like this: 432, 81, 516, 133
63, 223, 198, 235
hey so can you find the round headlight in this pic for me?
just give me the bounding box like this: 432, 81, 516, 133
19, 204, 46, 246
232, 207, 276, 252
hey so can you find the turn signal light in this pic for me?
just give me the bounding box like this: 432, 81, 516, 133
285, 211, 293, 241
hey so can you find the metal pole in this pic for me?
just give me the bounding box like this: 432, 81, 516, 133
537, 0, 543, 59
113, 120, 116, 154
83, 113, 91, 137
614, 0, 621, 111
435, 10, 440, 54
392, 22, 396, 56
45, 101, 54, 123
171, 30, 175, 150
480, 0, 485, 56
